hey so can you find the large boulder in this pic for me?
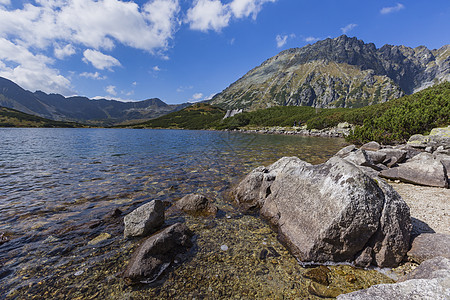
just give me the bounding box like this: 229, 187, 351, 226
408, 233, 450, 263
233, 156, 411, 267
123, 223, 193, 284
124, 200, 165, 238
175, 194, 217, 216
379, 153, 448, 188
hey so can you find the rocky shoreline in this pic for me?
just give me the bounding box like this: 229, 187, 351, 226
225, 122, 353, 138
119, 125, 449, 298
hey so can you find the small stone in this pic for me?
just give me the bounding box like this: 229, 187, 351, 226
88, 233, 111, 245
220, 245, 229, 251
74, 270, 84, 276
303, 266, 331, 285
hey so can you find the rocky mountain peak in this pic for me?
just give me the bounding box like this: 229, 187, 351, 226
211, 36, 449, 110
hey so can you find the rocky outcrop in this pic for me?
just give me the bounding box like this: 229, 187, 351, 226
232, 156, 411, 267
223, 109, 243, 119
379, 153, 448, 188
175, 194, 218, 216
335, 129, 450, 188
124, 200, 165, 238
211, 35, 449, 111
123, 223, 193, 284
408, 233, 450, 263
337, 256, 450, 299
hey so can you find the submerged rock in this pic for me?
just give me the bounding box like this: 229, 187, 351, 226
175, 194, 218, 216
233, 156, 411, 267
124, 200, 165, 238
123, 223, 193, 284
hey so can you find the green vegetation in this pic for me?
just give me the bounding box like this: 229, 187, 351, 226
125, 83, 449, 145
0, 106, 84, 128
129, 103, 226, 130
216, 82, 449, 144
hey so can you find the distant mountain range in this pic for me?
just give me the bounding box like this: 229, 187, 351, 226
0, 77, 189, 125
211, 35, 450, 110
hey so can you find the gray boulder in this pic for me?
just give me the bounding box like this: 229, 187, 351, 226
175, 194, 218, 216
400, 256, 450, 281
233, 156, 411, 267
336, 277, 450, 300
360, 141, 381, 151
123, 223, 193, 284
379, 148, 407, 166
379, 153, 448, 188
408, 233, 450, 264
124, 200, 165, 238
338, 256, 450, 299
335, 145, 356, 157
344, 149, 383, 171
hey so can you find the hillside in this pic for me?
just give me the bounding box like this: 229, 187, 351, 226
0, 106, 84, 128
0, 77, 189, 125
211, 35, 449, 110
128, 103, 226, 130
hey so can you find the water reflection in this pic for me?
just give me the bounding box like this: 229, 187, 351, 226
0, 128, 392, 298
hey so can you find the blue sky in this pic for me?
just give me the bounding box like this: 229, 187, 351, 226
0, 0, 449, 104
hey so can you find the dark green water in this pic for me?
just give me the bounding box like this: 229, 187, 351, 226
0, 128, 393, 299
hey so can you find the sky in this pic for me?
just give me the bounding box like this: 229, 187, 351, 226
0, 1, 449, 104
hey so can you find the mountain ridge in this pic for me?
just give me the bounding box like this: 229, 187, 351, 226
0, 77, 189, 125
211, 35, 450, 110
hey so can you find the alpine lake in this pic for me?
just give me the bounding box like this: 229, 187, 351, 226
0, 128, 395, 299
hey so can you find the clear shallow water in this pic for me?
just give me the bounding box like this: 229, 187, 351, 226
0, 128, 392, 299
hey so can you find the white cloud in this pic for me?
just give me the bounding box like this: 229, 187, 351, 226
186, 0, 231, 32
276, 33, 295, 48
380, 3, 405, 14
340, 23, 358, 34
153, 65, 161, 71
82, 49, 121, 71
276, 35, 288, 48
192, 92, 204, 100
79, 72, 106, 80
230, 0, 276, 19
54, 43, 76, 59
132, 81, 137, 86
304, 36, 320, 43
106, 85, 117, 96
0, 0, 180, 94
0, 37, 72, 94
186, 0, 276, 32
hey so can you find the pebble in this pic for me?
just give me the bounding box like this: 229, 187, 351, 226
220, 245, 229, 251
74, 270, 84, 276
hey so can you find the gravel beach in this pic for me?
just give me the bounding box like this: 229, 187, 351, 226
389, 181, 450, 236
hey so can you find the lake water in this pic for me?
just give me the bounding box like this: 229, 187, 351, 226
0, 128, 392, 299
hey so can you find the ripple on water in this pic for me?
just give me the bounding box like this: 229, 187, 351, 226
0, 129, 393, 299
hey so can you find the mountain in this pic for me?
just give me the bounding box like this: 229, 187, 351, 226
211, 35, 450, 110
0, 77, 189, 125
0, 106, 83, 128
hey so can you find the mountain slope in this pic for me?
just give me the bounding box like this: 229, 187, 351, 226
128, 103, 226, 130
0, 77, 189, 125
0, 106, 83, 128
211, 35, 450, 110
